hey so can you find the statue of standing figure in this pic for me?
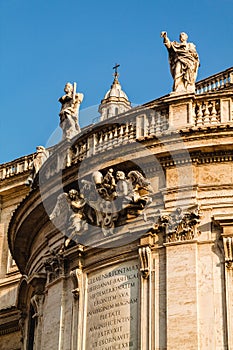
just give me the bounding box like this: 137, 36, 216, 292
161, 31, 200, 93
59, 82, 84, 140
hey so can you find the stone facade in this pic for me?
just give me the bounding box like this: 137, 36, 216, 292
0, 66, 233, 350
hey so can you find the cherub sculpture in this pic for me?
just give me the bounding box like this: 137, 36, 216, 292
50, 189, 88, 246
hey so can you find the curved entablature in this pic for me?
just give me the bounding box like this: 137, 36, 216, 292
7, 70, 233, 277
32, 85, 233, 187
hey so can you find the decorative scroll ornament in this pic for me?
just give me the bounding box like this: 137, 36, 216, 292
152, 207, 200, 242
223, 236, 233, 269
50, 168, 152, 241
139, 246, 151, 279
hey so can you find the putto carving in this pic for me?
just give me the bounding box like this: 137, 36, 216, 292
59, 82, 84, 140
161, 31, 200, 93
223, 236, 233, 269
50, 168, 152, 240
50, 189, 88, 246
139, 246, 151, 279
153, 207, 200, 242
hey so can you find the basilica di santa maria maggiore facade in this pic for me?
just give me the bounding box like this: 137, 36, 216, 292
0, 32, 233, 350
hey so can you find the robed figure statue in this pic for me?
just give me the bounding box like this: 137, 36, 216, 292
59, 82, 84, 140
161, 31, 200, 93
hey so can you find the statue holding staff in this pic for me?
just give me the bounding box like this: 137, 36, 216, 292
59, 82, 84, 139
161, 31, 200, 93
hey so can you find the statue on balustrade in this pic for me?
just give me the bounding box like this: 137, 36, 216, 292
161, 31, 200, 93
26, 146, 49, 186
59, 82, 84, 140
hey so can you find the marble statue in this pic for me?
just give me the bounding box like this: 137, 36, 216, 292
50, 189, 88, 246
59, 82, 84, 140
161, 31, 200, 93
26, 146, 49, 186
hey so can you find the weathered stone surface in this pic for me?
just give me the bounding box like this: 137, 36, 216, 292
86, 260, 139, 350
1, 66, 233, 350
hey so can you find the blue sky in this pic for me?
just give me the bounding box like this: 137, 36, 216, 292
0, 0, 232, 163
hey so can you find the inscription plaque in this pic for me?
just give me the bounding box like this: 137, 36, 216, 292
86, 260, 139, 350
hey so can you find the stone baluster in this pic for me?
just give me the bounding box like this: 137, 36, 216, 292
220, 77, 225, 88
210, 100, 218, 124
16, 162, 20, 174
150, 111, 156, 135
108, 128, 113, 149
162, 110, 169, 131
2, 167, 6, 179
112, 125, 119, 147
98, 132, 103, 153
196, 103, 203, 126
24, 157, 29, 171
144, 114, 149, 137
92, 133, 98, 156
102, 129, 108, 150
123, 122, 129, 144
203, 103, 210, 124
155, 113, 161, 133
119, 124, 124, 143
129, 122, 135, 141
230, 72, 233, 84
192, 103, 197, 125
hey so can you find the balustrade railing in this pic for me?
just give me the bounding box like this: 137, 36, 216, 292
1, 70, 233, 179
70, 107, 169, 163
0, 154, 34, 181
196, 67, 233, 94
193, 98, 221, 126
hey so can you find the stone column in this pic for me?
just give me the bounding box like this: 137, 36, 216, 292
223, 236, 233, 349
70, 245, 85, 350
139, 235, 153, 350
214, 214, 233, 349
165, 240, 199, 349
28, 273, 47, 350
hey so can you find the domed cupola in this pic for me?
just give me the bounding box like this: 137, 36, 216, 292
99, 64, 131, 121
